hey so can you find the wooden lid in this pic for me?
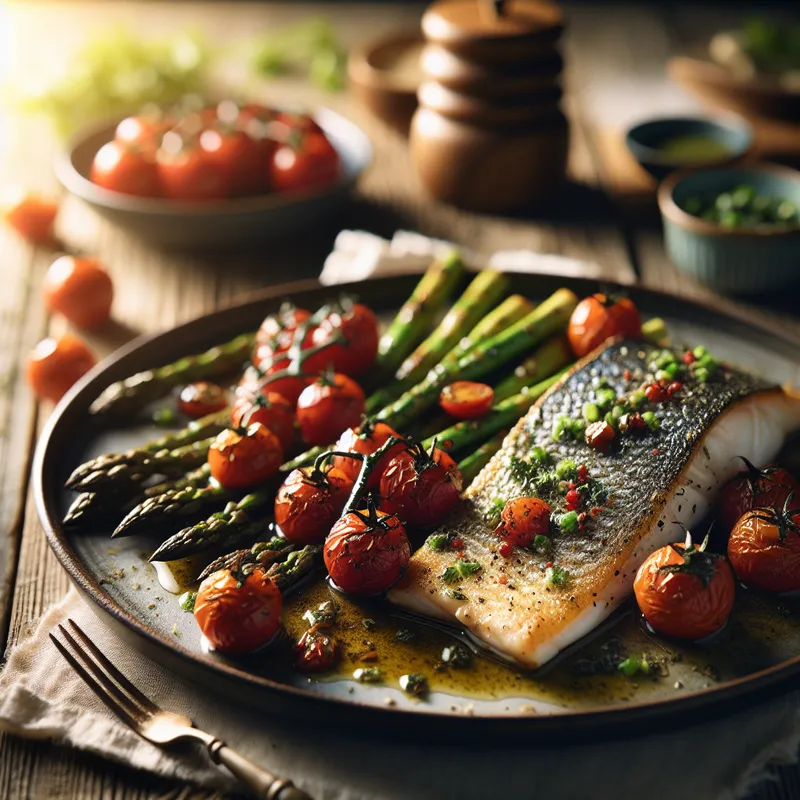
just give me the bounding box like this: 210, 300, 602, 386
423, 0, 565, 46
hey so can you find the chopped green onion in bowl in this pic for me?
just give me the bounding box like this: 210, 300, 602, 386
680, 184, 798, 229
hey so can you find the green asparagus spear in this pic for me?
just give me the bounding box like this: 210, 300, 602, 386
149, 490, 274, 562
113, 481, 232, 538
457, 432, 507, 485
421, 370, 568, 456
66, 435, 215, 493
266, 545, 321, 592
89, 332, 255, 418
145, 463, 211, 497
197, 536, 296, 582
493, 335, 573, 403
377, 288, 578, 431
144, 409, 230, 453
62, 485, 143, 528
375, 252, 463, 375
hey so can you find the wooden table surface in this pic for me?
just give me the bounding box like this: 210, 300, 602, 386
2, 2, 800, 798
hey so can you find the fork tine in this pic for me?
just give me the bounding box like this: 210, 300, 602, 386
49, 631, 139, 730
54, 624, 147, 723
66, 619, 158, 714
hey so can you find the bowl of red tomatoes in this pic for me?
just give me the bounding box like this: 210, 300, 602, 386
55, 98, 372, 248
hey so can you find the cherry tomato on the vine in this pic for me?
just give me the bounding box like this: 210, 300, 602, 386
497, 497, 552, 548
634, 537, 735, 640
43, 256, 113, 329
728, 500, 800, 593
567, 294, 642, 358
260, 358, 309, 406
269, 131, 340, 195
27, 335, 96, 403
91, 141, 161, 197
199, 128, 265, 196
231, 389, 294, 452
275, 465, 353, 544
178, 381, 228, 419
194, 567, 282, 654
380, 445, 463, 528
308, 302, 379, 377
324, 507, 410, 595
156, 134, 228, 201
2, 191, 59, 243
296, 373, 366, 446
115, 114, 173, 152
208, 422, 283, 489
439, 381, 494, 420
256, 304, 312, 347
332, 422, 404, 488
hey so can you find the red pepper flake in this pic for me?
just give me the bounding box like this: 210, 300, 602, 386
567, 482, 577, 490
457, 551, 466, 559
652, 448, 659, 456
577, 464, 589, 483
498, 573, 508, 585
578, 512, 587, 523
683, 350, 696, 365
451, 537, 464, 550
623, 368, 632, 381
545, 561, 554, 569
565, 489, 580, 510
590, 506, 602, 517
499, 541, 514, 558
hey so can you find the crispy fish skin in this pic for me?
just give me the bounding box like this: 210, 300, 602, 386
389, 339, 800, 668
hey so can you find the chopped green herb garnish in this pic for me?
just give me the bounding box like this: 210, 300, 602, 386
545, 565, 570, 588
555, 459, 578, 481
446, 588, 467, 601
399, 673, 428, 697
533, 534, 550, 552
354, 667, 383, 683
362, 618, 376, 630
551, 415, 585, 442
618, 655, 651, 678
530, 446, 551, 465
178, 590, 197, 612
583, 402, 601, 423
428, 533, 451, 552
641, 411, 659, 429
442, 560, 482, 584
629, 390, 646, 407
487, 497, 506, 525
441, 643, 472, 668
302, 600, 339, 627
395, 629, 415, 643
556, 511, 580, 533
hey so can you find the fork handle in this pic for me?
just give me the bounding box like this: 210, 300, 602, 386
208, 739, 313, 800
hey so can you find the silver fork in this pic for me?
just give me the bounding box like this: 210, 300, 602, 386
50, 619, 312, 800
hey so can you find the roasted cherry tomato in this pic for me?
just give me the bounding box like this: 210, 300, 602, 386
332, 422, 404, 488
308, 302, 379, 377
91, 141, 161, 197
296, 373, 366, 446
43, 256, 114, 329
231, 389, 294, 452
634, 536, 735, 640
199, 128, 265, 196
497, 497, 552, 548
2, 191, 59, 243
260, 359, 309, 406
208, 422, 283, 489
115, 114, 172, 152
567, 294, 642, 358
718, 458, 800, 532
324, 506, 410, 595
380, 444, 463, 528
439, 381, 494, 420
728, 498, 800, 593
275, 465, 353, 544
269, 130, 340, 194
194, 567, 282, 654
178, 381, 228, 419
294, 626, 339, 672
27, 335, 96, 403
256, 304, 312, 346
156, 134, 228, 201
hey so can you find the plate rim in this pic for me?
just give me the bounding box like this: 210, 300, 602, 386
34, 273, 800, 739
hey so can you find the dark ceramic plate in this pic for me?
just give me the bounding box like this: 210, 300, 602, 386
54, 108, 372, 248
34, 273, 800, 742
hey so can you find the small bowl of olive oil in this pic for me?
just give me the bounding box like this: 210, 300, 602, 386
625, 115, 752, 181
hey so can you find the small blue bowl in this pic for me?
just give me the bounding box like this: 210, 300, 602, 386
625, 115, 752, 181
658, 163, 800, 294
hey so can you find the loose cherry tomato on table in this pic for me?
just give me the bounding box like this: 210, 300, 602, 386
324, 504, 410, 595
269, 130, 340, 194
380, 444, 463, 528
178, 381, 228, 419
294, 626, 339, 672
274, 465, 353, 544
567, 294, 642, 358
232, 389, 294, 452
43, 256, 113, 329
208, 422, 283, 489
496, 497, 552, 548
308, 302, 379, 377
439, 381, 494, 420
156, 134, 228, 201
332, 422, 405, 488
27, 335, 96, 403
2, 191, 59, 243
194, 566, 282, 654
91, 141, 162, 197
633, 535, 735, 640
728, 498, 800, 593
296, 372, 366, 446
199, 128, 265, 196
718, 458, 800, 532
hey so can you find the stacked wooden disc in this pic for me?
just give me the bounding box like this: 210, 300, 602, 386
411, 0, 569, 213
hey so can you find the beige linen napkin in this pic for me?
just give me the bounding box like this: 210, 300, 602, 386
1, 232, 798, 799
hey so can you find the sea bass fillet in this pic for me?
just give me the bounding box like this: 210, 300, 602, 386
389, 339, 800, 668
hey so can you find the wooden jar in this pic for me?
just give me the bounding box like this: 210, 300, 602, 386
410, 0, 569, 213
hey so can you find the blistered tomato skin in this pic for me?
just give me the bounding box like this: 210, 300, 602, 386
633, 543, 735, 640
718, 461, 800, 532
194, 567, 282, 654
178, 381, 228, 419
332, 423, 405, 488
567, 294, 641, 358
207, 423, 283, 489
231, 390, 294, 452
296, 373, 366, 446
